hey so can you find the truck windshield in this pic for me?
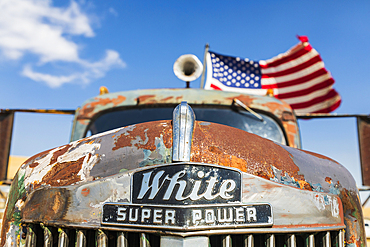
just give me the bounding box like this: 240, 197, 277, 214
87, 107, 286, 144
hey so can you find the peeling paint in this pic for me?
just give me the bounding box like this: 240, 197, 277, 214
139, 134, 172, 167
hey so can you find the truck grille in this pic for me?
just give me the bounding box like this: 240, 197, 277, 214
22, 224, 344, 247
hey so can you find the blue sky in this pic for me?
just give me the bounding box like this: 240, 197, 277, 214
1, 1, 370, 199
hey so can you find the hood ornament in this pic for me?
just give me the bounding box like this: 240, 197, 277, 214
172, 102, 195, 162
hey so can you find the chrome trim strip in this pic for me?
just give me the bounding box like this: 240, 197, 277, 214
102, 202, 272, 230
172, 102, 195, 162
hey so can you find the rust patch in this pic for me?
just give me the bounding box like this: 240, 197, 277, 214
254, 170, 270, 180
283, 121, 299, 148
77, 119, 89, 126
22, 188, 68, 222
340, 188, 365, 245
50, 144, 71, 165
175, 96, 183, 101
160, 96, 174, 102
325, 177, 332, 184
52, 193, 61, 213
112, 95, 126, 105
226, 94, 254, 106
260, 102, 285, 115
301, 150, 340, 164
28, 162, 39, 168
81, 188, 90, 196
260, 182, 281, 190
113, 120, 172, 151
78, 95, 127, 119
298, 180, 312, 191
209, 146, 222, 154
136, 95, 156, 104
36, 156, 85, 188
190, 121, 304, 182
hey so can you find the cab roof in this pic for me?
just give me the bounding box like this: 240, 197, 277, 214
72, 88, 300, 148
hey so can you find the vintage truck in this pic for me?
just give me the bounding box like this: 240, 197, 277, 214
0, 56, 369, 247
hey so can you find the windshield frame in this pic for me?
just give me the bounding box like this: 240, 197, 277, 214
83, 104, 289, 146
71, 88, 301, 148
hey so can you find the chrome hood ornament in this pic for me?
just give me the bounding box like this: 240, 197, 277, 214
172, 102, 195, 162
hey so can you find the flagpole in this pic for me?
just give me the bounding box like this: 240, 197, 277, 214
200, 43, 209, 89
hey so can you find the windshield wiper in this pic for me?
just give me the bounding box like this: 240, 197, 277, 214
232, 98, 264, 122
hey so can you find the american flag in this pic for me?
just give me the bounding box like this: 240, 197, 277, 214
204, 36, 341, 114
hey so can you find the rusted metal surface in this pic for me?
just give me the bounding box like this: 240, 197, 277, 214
0, 119, 364, 246
72, 89, 300, 148
191, 121, 302, 182
0, 112, 14, 181
358, 116, 370, 186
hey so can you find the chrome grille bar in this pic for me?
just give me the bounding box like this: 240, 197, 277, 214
41, 225, 53, 247
76, 230, 86, 247
266, 234, 275, 247
324, 231, 331, 247
117, 232, 128, 247
140, 233, 150, 247
244, 234, 254, 247
338, 230, 344, 247
25, 226, 36, 247
57, 228, 68, 247
222, 235, 232, 247
308, 234, 315, 247
287, 234, 296, 247
97, 230, 108, 247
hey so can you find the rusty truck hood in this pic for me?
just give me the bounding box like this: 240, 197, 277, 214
15, 120, 353, 194
1, 119, 364, 246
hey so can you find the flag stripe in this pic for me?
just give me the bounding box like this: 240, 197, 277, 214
273, 73, 333, 94
262, 55, 322, 78
261, 48, 319, 74
312, 98, 341, 113
287, 88, 339, 109
294, 94, 341, 114
275, 78, 334, 99
211, 84, 222, 90
260, 44, 312, 69
262, 62, 326, 85
282, 86, 333, 106
262, 68, 328, 89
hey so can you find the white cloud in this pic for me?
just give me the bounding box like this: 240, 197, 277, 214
0, 0, 125, 87
22, 50, 125, 88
